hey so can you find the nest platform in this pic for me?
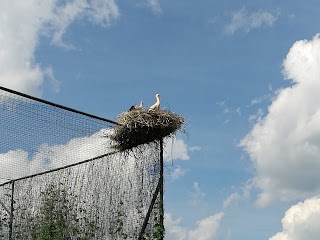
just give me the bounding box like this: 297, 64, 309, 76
110, 109, 184, 151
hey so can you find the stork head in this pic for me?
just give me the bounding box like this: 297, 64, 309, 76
156, 93, 160, 99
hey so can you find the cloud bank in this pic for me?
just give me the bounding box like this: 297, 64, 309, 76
269, 196, 320, 240
240, 34, 320, 206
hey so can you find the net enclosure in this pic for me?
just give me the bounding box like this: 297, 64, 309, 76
0, 86, 185, 239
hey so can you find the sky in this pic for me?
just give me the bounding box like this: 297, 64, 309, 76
1, 0, 320, 239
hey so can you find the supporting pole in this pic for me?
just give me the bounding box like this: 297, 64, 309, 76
159, 138, 164, 239
137, 138, 165, 240
138, 177, 161, 240
9, 180, 15, 240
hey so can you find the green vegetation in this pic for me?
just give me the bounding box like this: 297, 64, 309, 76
12, 182, 101, 240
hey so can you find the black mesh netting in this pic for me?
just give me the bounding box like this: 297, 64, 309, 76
0, 87, 164, 239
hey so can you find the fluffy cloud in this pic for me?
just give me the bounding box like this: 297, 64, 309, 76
0, 149, 30, 182
165, 182, 223, 239
225, 7, 278, 35
164, 138, 200, 180
0, 1, 53, 96
269, 196, 320, 240
240, 34, 320, 206
165, 212, 224, 240
0, 0, 119, 96
188, 213, 224, 240
164, 137, 190, 161
49, 0, 119, 48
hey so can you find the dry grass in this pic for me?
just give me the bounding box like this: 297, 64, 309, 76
109, 109, 184, 151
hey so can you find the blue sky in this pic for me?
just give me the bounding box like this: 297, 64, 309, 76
1, 1, 320, 239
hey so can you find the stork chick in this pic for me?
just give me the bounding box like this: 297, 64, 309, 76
129, 101, 143, 111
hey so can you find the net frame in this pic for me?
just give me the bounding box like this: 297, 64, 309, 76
0, 86, 164, 240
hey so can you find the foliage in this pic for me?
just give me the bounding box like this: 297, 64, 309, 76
0, 209, 9, 239
108, 200, 128, 239
12, 182, 100, 239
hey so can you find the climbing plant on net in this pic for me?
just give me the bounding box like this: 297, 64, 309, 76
0, 143, 162, 239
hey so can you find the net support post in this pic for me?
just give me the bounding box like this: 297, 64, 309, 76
9, 180, 15, 240
159, 137, 164, 239
137, 138, 165, 240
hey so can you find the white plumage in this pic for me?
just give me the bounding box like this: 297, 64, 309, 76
149, 94, 160, 111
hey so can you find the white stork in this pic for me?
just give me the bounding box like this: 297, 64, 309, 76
129, 101, 143, 111
149, 94, 160, 111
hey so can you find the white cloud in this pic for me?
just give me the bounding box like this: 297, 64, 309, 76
240, 34, 320, 206
165, 213, 187, 240
188, 213, 224, 240
223, 179, 253, 208
165, 212, 224, 240
164, 137, 190, 161
0, 149, 30, 182
169, 165, 187, 180
248, 108, 264, 123
236, 107, 241, 115
43, 65, 60, 93
216, 101, 229, 114
145, 0, 162, 15
225, 7, 278, 35
216, 100, 241, 124
1, 130, 190, 183
85, 0, 119, 25
31, 129, 111, 171
189, 182, 206, 206
249, 92, 274, 107
50, 0, 119, 48
223, 193, 240, 208
269, 196, 320, 240
0, 129, 111, 183
189, 146, 201, 152
0, 1, 53, 96
0, 0, 119, 96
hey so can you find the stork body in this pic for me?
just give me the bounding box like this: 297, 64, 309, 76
149, 94, 160, 111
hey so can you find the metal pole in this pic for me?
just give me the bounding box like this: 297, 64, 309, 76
137, 177, 161, 240
137, 138, 165, 240
159, 138, 164, 239
9, 180, 14, 240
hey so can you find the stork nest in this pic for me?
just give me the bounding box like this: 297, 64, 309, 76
109, 109, 184, 151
